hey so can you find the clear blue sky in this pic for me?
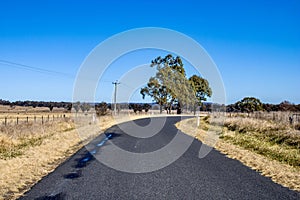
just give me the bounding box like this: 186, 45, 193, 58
0, 0, 299, 104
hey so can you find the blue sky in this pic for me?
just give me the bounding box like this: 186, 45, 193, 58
0, 0, 299, 104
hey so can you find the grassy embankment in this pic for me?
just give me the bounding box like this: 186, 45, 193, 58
176, 113, 300, 192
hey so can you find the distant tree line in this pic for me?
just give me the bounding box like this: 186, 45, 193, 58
1, 97, 299, 114
0, 99, 72, 112
128, 103, 151, 113
0, 99, 153, 115
226, 97, 300, 113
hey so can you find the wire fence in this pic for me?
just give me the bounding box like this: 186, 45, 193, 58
226, 111, 300, 125
0, 114, 68, 126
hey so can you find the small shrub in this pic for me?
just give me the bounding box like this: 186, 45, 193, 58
203, 115, 210, 123
295, 123, 300, 131
95, 102, 108, 116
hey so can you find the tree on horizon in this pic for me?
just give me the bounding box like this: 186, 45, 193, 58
141, 54, 212, 114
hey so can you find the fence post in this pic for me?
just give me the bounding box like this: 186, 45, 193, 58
53, 115, 54, 121
26, 116, 28, 123
16, 117, 19, 125
197, 114, 200, 127
42, 116, 44, 124
34, 116, 36, 123
5, 117, 7, 126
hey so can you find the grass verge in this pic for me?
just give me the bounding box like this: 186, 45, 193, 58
176, 115, 300, 192
0, 113, 151, 200
221, 117, 300, 167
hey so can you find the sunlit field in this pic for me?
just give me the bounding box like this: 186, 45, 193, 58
177, 111, 300, 192
0, 105, 153, 199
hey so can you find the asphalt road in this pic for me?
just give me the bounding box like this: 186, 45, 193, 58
20, 117, 299, 200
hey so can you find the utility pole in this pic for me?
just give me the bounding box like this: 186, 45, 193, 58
112, 80, 120, 115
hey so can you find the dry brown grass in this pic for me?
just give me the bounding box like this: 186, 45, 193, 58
176, 115, 300, 192
0, 105, 65, 113
0, 111, 152, 200
221, 117, 300, 167
0, 117, 74, 160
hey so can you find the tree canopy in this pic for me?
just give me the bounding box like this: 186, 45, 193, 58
227, 97, 263, 113
141, 54, 212, 114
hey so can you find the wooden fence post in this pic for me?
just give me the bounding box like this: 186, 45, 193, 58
34, 116, 36, 123
5, 117, 7, 126
16, 117, 18, 125
26, 116, 28, 123
42, 116, 44, 124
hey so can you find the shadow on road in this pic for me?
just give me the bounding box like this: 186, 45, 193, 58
34, 192, 66, 200
63, 132, 122, 180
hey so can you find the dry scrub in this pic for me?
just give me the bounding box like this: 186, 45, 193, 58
0, 112, 151, 200
221, 117, 300, 167
0, 119, 74, 160
176, 115, 300, 192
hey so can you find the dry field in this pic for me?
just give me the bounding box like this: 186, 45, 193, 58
2, 107, 299, 199
0, 108, 152, 200
176, 112, 300, 192
0, 105, 66, 113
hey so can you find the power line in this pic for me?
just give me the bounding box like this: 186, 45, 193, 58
0, 59, 74, 78
120, 82, 136, 90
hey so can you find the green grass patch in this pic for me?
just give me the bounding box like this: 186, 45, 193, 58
0, 138, 40, 159
222, 134, 300, 167
218, 117, 300, 167
0, 135, 50, 159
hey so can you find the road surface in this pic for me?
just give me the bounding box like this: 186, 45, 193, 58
20, 117, 299, 200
